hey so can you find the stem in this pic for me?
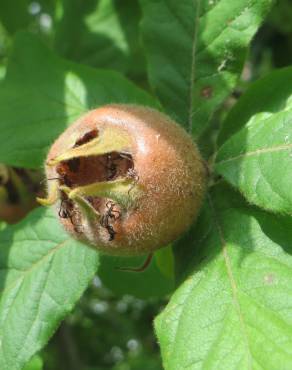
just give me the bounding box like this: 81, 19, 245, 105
116, 253, 153, 272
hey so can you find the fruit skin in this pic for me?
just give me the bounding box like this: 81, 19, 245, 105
44, 104, 207, 256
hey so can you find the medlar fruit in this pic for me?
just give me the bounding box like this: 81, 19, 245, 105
38, 105, 207, 256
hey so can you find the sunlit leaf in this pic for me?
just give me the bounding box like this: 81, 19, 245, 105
156, 183, 292, 370
55, 0, 146, 77
218, 66, 292, 145
140, 0, 274, 136
215, 68, 292, 214
0, 32, 158, 169
0, 207, 99, 370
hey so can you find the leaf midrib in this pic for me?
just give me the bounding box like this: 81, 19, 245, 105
216, 143, 292, 165
188, 0, 201, 132
0, 239, 70, 297
208, 194, 253, 369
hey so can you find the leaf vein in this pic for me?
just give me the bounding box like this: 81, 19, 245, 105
208, 194, 253, 369
0, 239, 71, 296
188, 0, 201, 132
217, 143, 292, 165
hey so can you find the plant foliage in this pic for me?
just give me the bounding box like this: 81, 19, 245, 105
1, 0, 292, 369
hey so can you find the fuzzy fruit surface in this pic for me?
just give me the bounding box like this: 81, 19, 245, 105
44, 105, 207, 256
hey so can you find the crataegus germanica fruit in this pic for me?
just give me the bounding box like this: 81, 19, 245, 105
38, 105, 207, 256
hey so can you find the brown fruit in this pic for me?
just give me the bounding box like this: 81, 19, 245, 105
39, 105, 207, 256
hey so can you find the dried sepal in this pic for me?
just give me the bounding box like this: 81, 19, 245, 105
37, 180, 58, 206
47, 127, 131, 166
67, 178, 142, 210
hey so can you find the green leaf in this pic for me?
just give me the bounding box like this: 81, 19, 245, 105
155, 245, 174, 280
0, 207, 99, 370
98, 250, 174, 299
55, 0, 146, 77
0, 65, 6, 80
0, 221, 6, 231
218, 66, 292, 146
155, 183, 292, 370
140, 0, 274, 136
0, 21, 11, 60
268, 0, 292, 35
215, 70, 292, 214
0, 0, 30, 34
23, 355, 43, 370
0, 32, 158, 169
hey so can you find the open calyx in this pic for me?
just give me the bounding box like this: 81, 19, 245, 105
38, 105, 207, 256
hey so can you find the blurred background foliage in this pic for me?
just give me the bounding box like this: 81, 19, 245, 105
0, 0, 291, 369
